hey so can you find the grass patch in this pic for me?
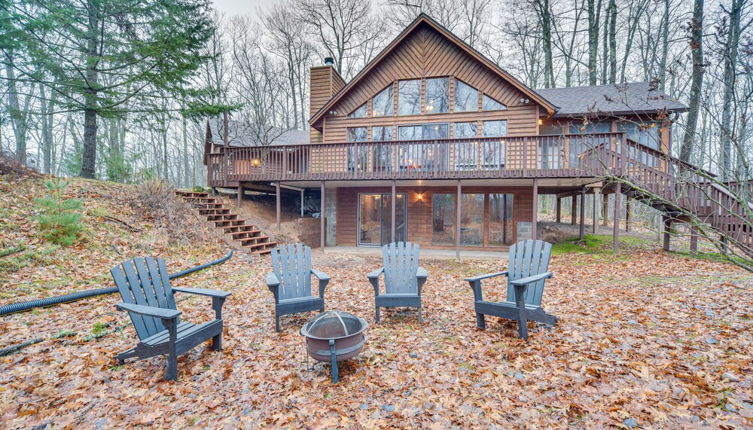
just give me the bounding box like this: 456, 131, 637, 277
551, 234, 648, 256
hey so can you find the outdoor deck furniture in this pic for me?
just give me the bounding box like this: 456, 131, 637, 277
368, 241, 427, 323
465, 239, 557, 340
266, 243, 330, 332
111, 257, 231, 381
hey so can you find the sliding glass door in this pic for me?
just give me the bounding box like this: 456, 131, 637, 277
358, 193, 407, 246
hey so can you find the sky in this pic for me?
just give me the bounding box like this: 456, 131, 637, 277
212, 0, 274, 17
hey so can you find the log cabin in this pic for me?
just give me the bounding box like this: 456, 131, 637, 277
204, 13, 745, 255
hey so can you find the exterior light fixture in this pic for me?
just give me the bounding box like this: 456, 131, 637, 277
519, 97, 530, 104
416, 192, 425, 201
251, 158, 261, 167
537, 119, 544, 125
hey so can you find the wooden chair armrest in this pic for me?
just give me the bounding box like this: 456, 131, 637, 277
416, 267, 428, 279
173, 287, 231, 298
367, 268, 384, 280
464, 271, 508, 283
116, 303, 181, 320
510, 272, 552, 287
311, 269, 330, 282
266, 272, 280, 304
416, 267, 428, 296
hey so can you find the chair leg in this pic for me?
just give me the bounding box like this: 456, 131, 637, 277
418, 306, 423, 323
375, 305, 381, 323
476, 313, 486, 330
116, 347, 138, 364
275, 314, 281, 333
211, 332, 222, 351
517, 308, 529, 341
164, 319, 178, 381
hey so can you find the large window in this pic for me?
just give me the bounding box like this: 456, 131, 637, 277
432, 194, 456, 245
617, 121, 661, 150
483, 95, 506, 111
397, 124, 448, 140
461, 194, 484, 246
483, 120, 507, 137
454, 79, 478, 112
569, 121, 611, 134
372, 126, 393, 171
398, 79, 421, 115
425, 77, 450, 113
349, 103, 367, 118
373, 86, 394, 117
372, 126, 393, 141
453, 122, 477, 138
489, 194, 514, 246
347, 127, 368, 172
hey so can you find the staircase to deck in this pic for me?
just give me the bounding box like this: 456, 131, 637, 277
593, 139, 753, 255
177, 191, 277, 255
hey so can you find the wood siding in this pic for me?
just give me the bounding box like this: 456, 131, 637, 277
319, 23, 539, 142
335, 186, 533, 248
309, 65, 346, 144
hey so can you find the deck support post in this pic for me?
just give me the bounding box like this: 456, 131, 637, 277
571, 195, 577, 225
555, 198, 561, 223
300, 189, 304, 217
663, 216, 672, 252
625, 197, 631, 232
532, 179, 538, 241
592, 188, 599, 234
237, 183, 244, 207
456, 180, 462, 259
602, 192, 609, 227
391, 180, 396, 243
275, 182, 281, 230
579, 187, 586, 240
320, 181, 325, 250
613, 183, 621, 254
690, 224, 699, 255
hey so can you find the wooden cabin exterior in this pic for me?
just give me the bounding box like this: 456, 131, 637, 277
204, 14, 689, 252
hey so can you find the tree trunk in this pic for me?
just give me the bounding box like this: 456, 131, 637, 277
658, 0, 670, 92
607, 0, 617, 84
679, 0, 704, 163
79, 0, 99, 179
719, 0, 743, 180
587, 0, 602, 85
4, 59, 28, 165
541, 0, 555, 88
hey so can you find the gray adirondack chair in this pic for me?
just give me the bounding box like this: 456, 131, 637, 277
266, 243, 330, 332
111, 257, 231, 380
465, 240, 557, 340
368, 242, 428, 323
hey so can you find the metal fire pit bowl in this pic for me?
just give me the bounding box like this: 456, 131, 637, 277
300, 310, 368, 383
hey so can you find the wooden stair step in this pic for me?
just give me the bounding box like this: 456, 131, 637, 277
242, 241, 275, 250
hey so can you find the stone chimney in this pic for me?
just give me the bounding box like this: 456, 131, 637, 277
309, 57, 345, 144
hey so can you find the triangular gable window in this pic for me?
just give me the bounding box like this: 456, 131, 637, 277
372, 85, 394, 116
482, 94, 507, 111
349, 103, 367, 118
454, 79, 479, 112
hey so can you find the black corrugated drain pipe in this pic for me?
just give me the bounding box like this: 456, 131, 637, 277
0, 251, 234, 317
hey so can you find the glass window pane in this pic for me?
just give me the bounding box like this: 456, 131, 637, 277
347, 127, 368, 141
454, 142, 477, 170
398, 79, 421, 115
425, 77, 449, 113
454, 79, 478, 112
422, 123, 448, 139
489, 193, 514, 246
569, 121, 611, 134
373, 86, 394, 117
617, 121, 660, 149
483, 120, 507, 137
432, 194, 455, 245
398, 125, 422, 140
349, 103, 367, 118
461, 194, 484, 246
453, 122, 477, 138
482, 95, 506, 111
372, 126, 393, 141
482, 141, 505, 169
359, 194, 382, 245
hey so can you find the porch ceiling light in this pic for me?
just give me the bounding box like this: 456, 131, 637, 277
251, 158, 261, 166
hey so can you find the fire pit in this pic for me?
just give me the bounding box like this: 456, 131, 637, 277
300, 310, 368, 383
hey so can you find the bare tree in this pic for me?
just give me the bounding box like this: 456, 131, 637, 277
680, 0, 705, 163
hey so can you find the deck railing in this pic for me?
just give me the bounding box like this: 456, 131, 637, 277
207, 132, 631, 184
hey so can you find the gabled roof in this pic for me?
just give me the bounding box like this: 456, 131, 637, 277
206, 118, 309, 147
536, 82, 688, 118
309, 13, 557, 127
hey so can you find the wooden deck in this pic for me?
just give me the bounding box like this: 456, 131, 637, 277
206, 133, 640, 184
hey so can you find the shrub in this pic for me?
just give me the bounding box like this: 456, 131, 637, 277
34, 178, 84, 246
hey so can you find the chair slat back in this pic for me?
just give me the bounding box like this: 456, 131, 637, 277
271, 243, 312, 300
111, 257, 177, 340
382, 242, 419, 294
506, 240, 552, 306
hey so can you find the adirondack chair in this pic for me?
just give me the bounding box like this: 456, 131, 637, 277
266, 243, 330, 332
465, 240, 557, 340
111, 257, 231, 381
367, 242, 428, 323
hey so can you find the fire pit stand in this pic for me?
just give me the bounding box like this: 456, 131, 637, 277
300, 311, 368, 383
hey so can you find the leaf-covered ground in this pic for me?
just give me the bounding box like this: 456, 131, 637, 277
1, 175, 752, 428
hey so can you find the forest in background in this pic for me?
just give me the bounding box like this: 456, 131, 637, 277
0, 0, 751, 187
